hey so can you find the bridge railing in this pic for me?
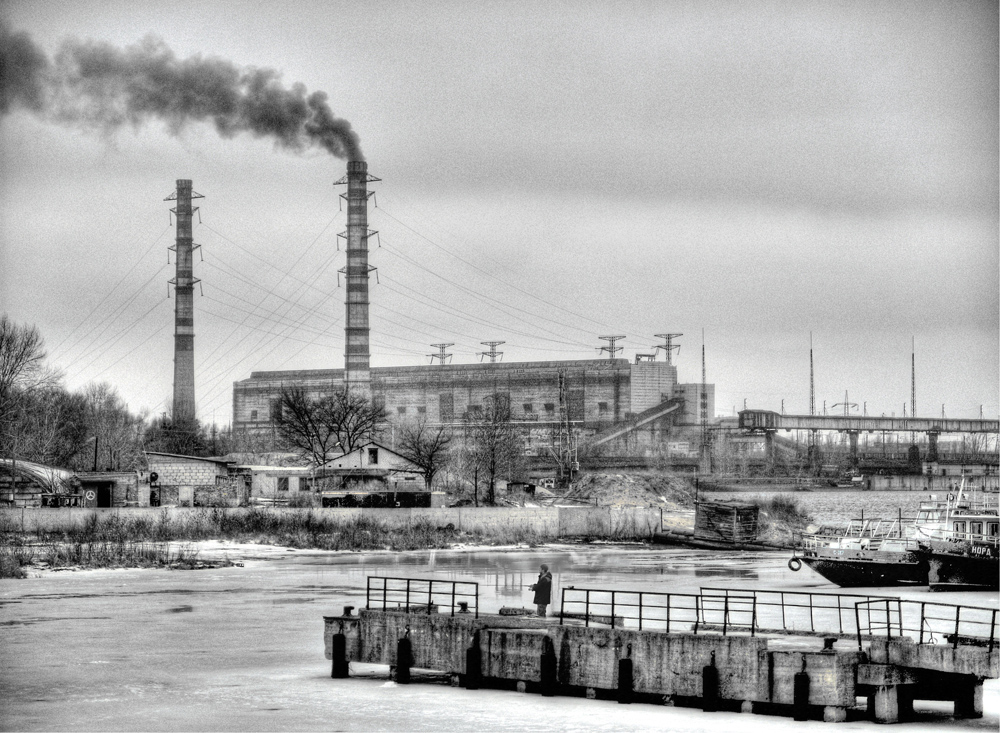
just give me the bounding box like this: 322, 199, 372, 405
366, 576, 479, 618
856, 599, 998, 652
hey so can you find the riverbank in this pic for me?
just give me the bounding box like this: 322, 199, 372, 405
0, 500, 813, 578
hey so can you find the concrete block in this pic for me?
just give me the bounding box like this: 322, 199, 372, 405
954, 680, 983, 719
856, 663, 918, 686
764, 650, 860, 707
823, 705, 847, 722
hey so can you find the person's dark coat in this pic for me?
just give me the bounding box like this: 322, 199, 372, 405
532, 570, 552, 605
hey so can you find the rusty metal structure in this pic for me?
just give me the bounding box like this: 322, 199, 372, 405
166, 179, 202, 424
336, 161, 380, 394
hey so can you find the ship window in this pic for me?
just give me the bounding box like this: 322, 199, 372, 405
988, 523, 999, 537
970, 522, 983, 537
952, 521, 966, 538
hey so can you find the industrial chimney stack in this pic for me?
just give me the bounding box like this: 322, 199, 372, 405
166, 179, 202, 424
337, 161, 379, 394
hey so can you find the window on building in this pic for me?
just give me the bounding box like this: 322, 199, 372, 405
397, 406, 407, 414
368, 448, 379, 465
468, 405, 482, 417
270, 398, 282, 421
598, 401, 609, 412
298, 477, 310, 491
523, 403, 533, 413
250, 409, 258, 421
544, 403, 555, 413
417, 406, 426, 414
277, 477, 289, 492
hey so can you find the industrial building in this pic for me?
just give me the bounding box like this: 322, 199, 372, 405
231, 357, 715, 452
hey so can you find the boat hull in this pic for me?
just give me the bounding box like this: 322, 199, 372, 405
923, 544, 1000, 592
800, 550, 928, 587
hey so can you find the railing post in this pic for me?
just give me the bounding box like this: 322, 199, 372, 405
406, 578, 411, 611
751, 597, 757, 637
780, 592, 787, 630
560, 588, 565, 626
855, 602, 863, 651
382, 577, 388, 611
585, 590, 591, 628
953, 605, 961, 649
427, 579, 433, 615
450, 583, 456, 617
611, 592, 616, 629
694, 595, 701, 635
809, 593, 815, 633
919, 602, 926, 645
990, 610, 997, 654
638, 592, 643, 631
665, 594, 671, 634
885, 601, 891, 639
723, 595, 729, 636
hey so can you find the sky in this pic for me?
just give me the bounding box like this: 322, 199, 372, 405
1, 0, 997, 425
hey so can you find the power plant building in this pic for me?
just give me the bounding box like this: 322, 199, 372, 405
231, 358, 715, 450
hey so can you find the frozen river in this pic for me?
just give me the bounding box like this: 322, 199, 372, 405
2, 544, 998, 732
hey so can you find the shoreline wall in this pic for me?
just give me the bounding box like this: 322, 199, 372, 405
0, 506, 662, 537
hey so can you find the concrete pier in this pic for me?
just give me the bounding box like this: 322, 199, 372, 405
325, 608, 998, 724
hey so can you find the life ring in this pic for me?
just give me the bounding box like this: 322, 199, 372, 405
787, 557, 802, 572
85, 490, 97, 501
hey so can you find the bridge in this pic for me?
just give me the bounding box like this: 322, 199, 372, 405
739, 410, 999, 470
739, 410, 999, 435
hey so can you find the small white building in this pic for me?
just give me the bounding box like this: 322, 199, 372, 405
314, 442, 435, 507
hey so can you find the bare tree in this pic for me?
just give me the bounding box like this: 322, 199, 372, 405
0, 315, 58, 427
275, 386, 386, 465
395, 417, 452, 490
465, 392, 523, 504
78, 382, 146, 470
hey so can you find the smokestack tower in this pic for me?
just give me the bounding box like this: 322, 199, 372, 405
165, 180, 203, 424
336, 161, 379, 394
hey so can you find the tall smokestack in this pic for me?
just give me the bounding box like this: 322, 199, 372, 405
166, 179, 202, 423
337, 161, 379, 393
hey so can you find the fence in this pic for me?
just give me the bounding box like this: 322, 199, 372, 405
558, 585, 999, 649
366, 576, 480, 618
856, 599, 998, 652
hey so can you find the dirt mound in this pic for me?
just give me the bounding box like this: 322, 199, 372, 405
563, 473, 694, 508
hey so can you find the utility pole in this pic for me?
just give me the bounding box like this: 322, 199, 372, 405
479, 341, 505, 363
598, 335, 625, 359
653, 333, 682, 365
429, 343, 454, 365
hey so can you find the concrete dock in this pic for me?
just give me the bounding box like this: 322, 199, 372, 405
324, 578, 999, 724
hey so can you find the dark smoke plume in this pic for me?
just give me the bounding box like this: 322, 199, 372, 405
0, 23, 363, 161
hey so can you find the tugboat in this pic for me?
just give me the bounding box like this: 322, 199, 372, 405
788, 481, 999, 589
913, 483, 999, 591
789, 513, 928, 587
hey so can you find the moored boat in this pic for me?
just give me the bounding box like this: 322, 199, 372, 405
789, 480, 999, 589
913, 483, 999, 591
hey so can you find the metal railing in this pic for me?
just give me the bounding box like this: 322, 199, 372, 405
701, 587, 897, 637
856, 599, 998, 652
559, 587, 714, 633
366, 576, 479, 618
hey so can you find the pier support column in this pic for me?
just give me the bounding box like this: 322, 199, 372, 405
764, 431, 776, 475
954, 680, 983, 719
848, 431, 859, 469
868, 685, 913, 724
927, 431, 940, 463
823, 706, 847, 723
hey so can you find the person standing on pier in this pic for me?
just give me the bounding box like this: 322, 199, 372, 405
530, 564, 552, 617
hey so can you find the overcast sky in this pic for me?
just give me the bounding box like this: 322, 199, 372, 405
1, 0, 997, 424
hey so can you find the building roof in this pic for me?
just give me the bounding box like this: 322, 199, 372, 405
0, 458, 75, 493
145, 451, 235, 465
